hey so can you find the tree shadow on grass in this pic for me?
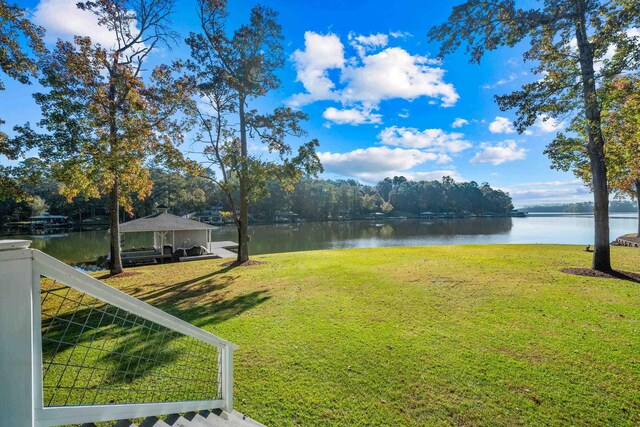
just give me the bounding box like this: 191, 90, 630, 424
561, 268, 640, 283
130, 264, 272, 327
40, 264, 270, 405
130, 263, 241, 302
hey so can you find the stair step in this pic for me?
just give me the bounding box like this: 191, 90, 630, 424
183, 412, 215, 427
84, 410, 266, 427
204, 410, 266, 427
140, 416, 172, 427
164, 414, 193, 427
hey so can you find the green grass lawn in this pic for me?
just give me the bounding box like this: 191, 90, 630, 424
46, 245, 640, 426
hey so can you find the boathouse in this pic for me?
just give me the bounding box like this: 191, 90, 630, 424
120, 210, 215, 254
116, 209, 237, 264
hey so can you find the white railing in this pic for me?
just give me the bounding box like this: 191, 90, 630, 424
0, 240, 238, 427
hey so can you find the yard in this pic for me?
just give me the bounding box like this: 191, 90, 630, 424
49, 245, 640, 426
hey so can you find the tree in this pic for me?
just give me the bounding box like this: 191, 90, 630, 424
187, 0, 322, 263
604, 77, 640, 235
376, 178, 393, 203
136, 167, 211, 216
546, 75, 640, 235
0, 1, 44, 199
28, 195, 48, 216
429, 0, 640, 271
19, 0, 193, 274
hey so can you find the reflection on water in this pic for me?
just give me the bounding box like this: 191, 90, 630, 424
9, 214, 638, 265
242, 217, 515, 254
22, 230, 152, 265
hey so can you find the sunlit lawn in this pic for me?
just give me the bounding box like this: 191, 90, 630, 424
55, 245, 640, 426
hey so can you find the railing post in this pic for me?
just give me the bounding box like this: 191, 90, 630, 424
0, 240, 36, 426
223, 344, 234, 413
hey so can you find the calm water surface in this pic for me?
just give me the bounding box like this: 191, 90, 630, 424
10, 213, 638, 264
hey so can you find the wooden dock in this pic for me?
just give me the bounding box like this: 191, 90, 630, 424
180, 241, 239, 261
208, 241, 238, 249
179, 250, 235, 261
119, 241, 239, 265
178, 241, 237, 261
205, 241, 238, 259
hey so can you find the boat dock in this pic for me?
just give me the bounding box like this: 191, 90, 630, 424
115, 210, 239, 266
178, 241, 239, 261
206, 241, 238, 258
120, 241, 239, 266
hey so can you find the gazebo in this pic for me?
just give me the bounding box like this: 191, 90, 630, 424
119, 211, 216, 261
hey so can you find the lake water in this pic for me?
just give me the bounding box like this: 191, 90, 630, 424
9, 213, 638, 265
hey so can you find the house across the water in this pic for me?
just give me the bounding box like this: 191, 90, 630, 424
29, 213, 71, 230
274, 211, 300, 223
192, 205, 225, 225
510, 209, 527, 217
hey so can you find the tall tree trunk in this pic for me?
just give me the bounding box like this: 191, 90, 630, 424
636, 180, 640, 237
237, 94, 249, 262
575, 2, 611, 272
109, 180, 123, 274
107, 66, 123, 275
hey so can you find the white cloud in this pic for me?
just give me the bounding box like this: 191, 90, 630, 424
534, 114, 564, 133
470, 140, 527, 165
318, 145, 462, 183
322, 107, 382, 125
318, 146, 443, 177
451, 118, 469, 128
289, 32, 345, 107
354, 169, 464, 184
489, 116, 516, 134
510, 180, 583, 188
289, 31, 459, 117
378, 126, 471, 153
390, 31, 413, 39
349, 32, 388, 57
398, 109, 410, 119
341, 47, 458, 107
350, 33, 388, 48
482, 74, 517, 89
508, 184, 591, 205
34, 0, 117, 46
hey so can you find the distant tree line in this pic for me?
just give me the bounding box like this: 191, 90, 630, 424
524, 201, 638, 214
377, 176, 513, 216
228, 174, 513, 219
1, 170, 513, 225
0, 169, 222, 224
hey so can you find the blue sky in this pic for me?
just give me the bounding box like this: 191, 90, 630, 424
4, 0, 594, 207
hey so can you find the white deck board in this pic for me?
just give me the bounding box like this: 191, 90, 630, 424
179, 247, 236, 261
208, 241, 238, 249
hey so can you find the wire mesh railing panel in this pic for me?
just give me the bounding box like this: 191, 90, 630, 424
40, 278, 223, 407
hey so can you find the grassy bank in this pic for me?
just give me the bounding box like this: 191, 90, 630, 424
55, 245, 640, 425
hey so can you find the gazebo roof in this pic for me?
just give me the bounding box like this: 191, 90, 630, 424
119, 212, 215, 233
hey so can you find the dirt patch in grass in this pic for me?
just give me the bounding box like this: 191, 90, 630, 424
561, 268, 640, 283
220, 260, 266, 268
96, 271, 141, 280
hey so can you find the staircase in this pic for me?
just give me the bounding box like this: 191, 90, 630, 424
0, 240, 266, 427
90, 409, 264, 426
